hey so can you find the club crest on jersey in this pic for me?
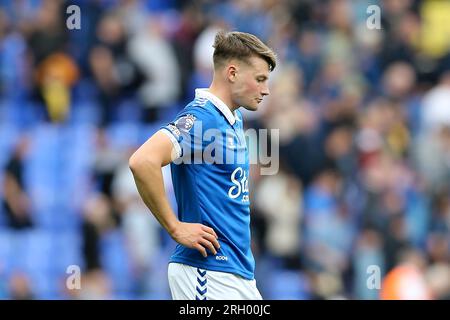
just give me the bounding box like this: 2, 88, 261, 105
175, 114, 196, 131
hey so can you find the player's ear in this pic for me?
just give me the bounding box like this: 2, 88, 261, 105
227, 64, 238, 83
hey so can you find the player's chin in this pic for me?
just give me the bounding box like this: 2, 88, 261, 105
243, 102, 259, 111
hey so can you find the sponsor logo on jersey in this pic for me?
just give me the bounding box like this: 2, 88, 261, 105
228, 167, 249, 202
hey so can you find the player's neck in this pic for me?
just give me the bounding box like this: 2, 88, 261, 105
208, 82, 237, 112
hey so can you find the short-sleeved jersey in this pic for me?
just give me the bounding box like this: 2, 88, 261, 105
160, 88, 254, 280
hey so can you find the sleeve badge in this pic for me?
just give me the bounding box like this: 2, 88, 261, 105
175, 114, 196, 131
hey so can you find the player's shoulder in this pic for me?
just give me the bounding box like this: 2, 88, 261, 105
179, 99, 218, 124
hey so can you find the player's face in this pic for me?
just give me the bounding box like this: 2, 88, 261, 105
232, 56, 270, 111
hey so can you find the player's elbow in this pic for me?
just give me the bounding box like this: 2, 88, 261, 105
129, 150, 160, 175
129, 151, 147, 175
128, 151, 140, 173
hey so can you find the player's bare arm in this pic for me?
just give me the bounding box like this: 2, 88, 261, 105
129, 131, 220, 257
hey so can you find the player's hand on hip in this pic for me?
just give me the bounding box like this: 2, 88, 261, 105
171, 222, 220, 257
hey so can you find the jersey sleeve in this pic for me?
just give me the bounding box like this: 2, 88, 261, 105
159, 108, 217, 160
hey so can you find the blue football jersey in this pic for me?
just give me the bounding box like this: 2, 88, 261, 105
160, 89, 254, 280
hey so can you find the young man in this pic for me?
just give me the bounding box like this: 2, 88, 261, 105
129, 30, 276, 300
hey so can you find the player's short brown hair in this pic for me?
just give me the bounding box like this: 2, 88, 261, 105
212, 30, 277, 72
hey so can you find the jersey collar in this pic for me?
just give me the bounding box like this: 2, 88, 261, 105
195, 88, 238, 125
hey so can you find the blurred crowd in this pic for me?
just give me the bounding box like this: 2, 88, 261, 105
1, 0, 450, 299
